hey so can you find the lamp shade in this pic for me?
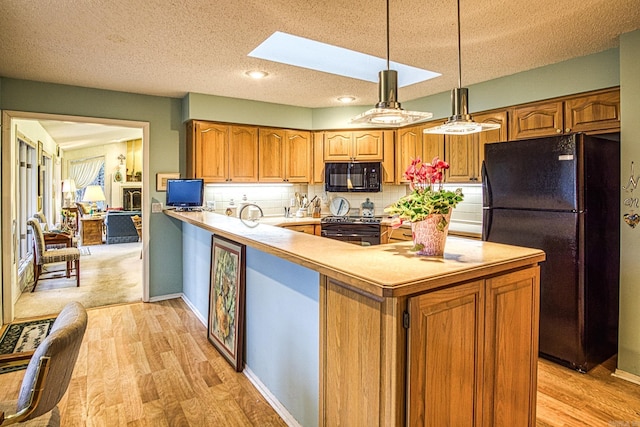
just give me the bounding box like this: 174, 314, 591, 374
61, 178, 77, 194
83, 185, 106, 203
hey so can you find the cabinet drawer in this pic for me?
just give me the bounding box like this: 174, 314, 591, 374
282, 224, 315, 234
387, 226, 413, 242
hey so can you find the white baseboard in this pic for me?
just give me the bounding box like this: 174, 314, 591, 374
178, 294, 300, 426
148, 292, 183, 303
243, 367, 302, 427
613, 368, 640, 386
180, 294, 207, 326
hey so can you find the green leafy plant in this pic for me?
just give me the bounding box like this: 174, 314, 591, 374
385, 157, 464, 230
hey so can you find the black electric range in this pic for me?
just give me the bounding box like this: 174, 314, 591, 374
320, 216, 382, 246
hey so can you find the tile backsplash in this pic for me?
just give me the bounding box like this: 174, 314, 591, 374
204, 182, 483, 236
203, 184, 309, 217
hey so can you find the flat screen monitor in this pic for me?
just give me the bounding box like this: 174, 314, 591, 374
166, 179, 204, 210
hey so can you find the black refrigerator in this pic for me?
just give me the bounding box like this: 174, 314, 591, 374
482, 133, 619, 372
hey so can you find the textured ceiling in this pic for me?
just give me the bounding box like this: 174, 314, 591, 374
1, 0, 639, 111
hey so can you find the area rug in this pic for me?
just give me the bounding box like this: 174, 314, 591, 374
0, 316, 56, 374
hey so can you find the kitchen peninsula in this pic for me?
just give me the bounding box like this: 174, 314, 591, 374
166, 209, 545, 426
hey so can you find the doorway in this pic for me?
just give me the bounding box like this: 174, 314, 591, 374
1, 110, 150, 323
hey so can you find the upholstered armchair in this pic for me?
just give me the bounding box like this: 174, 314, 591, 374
0, 301, 88, 426
28, 218, 80, 292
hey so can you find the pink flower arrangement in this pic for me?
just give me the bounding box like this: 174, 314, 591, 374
385, 156, 463, 228
405, 156, 450, 191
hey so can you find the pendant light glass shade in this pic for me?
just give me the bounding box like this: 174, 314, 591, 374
423, 88, 500, 134
351, 70, 433, 125
424, 0, 500, 135
350, 0, 432, 127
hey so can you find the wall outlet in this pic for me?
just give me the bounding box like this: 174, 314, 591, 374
151, 202, 163, 213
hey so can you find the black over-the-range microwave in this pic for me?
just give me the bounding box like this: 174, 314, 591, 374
324, 162, 382, 192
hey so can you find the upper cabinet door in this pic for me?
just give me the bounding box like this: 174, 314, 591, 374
312, 132, 325, 184
352, 131, 384, 161
475, 111, 508, 180
285, 130, 311, 183
229, 125, 258, 182
381, 130, 395, 184
422, 133, 445, 166
396, 126, 422, 183
258, 128, 286, 183
324, 132, 353, 161
323, 130, 384, 161
509, 101, 563, 140
195, 122, 229, 182
445, 133, 475, 183
564, 89, 620, 134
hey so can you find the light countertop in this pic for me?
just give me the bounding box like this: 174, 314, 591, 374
166, 210, 544, 298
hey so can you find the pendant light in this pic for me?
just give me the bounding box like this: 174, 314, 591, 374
424, 0, 500, 135
350, 0, 433, 127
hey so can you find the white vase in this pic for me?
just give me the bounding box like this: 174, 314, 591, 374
410, 212, 452, 256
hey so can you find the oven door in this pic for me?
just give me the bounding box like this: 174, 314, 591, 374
321, 223, 381, 246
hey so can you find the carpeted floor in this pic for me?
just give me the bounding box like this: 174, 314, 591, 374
14, 242, 143, 319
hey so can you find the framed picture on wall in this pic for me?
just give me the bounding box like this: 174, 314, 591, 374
208, 235, 246, 372
156, 172, 180, 191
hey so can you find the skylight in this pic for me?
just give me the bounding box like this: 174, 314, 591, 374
248, 31, 440, 87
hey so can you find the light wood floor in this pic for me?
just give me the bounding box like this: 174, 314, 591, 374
1, 299, 639, 426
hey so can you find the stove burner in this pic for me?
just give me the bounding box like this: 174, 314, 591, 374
321, 216, 382, 224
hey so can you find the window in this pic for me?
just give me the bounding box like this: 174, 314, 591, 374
77, 164, 106, 210
18, 137, 37, 264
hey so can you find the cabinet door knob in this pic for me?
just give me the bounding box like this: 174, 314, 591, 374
565, 128, 570, 132
556, 129, 562, 133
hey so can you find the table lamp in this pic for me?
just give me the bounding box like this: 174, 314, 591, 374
83, 185, 106, 214
61, 178, 77, 208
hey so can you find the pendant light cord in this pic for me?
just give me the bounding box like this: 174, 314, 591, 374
386, 0, 390, 70
456, 0, 462, 88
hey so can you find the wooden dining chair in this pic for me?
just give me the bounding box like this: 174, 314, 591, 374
28, 218, 81, 292
131, 215, 142, 259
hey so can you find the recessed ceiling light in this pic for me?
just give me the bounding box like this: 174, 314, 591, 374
248, 31, 440, 86
337, 96, 356, 103
246, 70, 268, 79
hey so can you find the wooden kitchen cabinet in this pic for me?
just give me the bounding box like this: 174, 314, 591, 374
445, 110, 508, 182
564, 89, 620, 134
281, 224, 320, 235
509, 88, 620, 139
509, 101, 564, 140
395, 124, 444, 183
312, 131, 325, 184
381, 224, 413, 244
407, 266, 540, 426
187, 120, 258, 183
323, 130, 384, 161
381, 130, 395, 183
228, 125, 259, 182
408, 280, 484, 425
259, 128, 311, 183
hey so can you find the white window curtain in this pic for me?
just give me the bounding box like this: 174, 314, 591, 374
69, 156, 104, 189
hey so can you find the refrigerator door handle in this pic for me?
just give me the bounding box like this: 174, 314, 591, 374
482, 207, 492, 241
481, 160, 492, 208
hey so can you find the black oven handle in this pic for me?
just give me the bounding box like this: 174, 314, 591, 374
321, 231, 380, 238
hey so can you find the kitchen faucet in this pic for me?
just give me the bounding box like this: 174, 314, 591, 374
238, 203, 264, 221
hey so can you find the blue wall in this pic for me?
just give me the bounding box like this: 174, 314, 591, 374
180, 224, 319, 426
181, 223, 213, 317
245, 247, 319, 427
